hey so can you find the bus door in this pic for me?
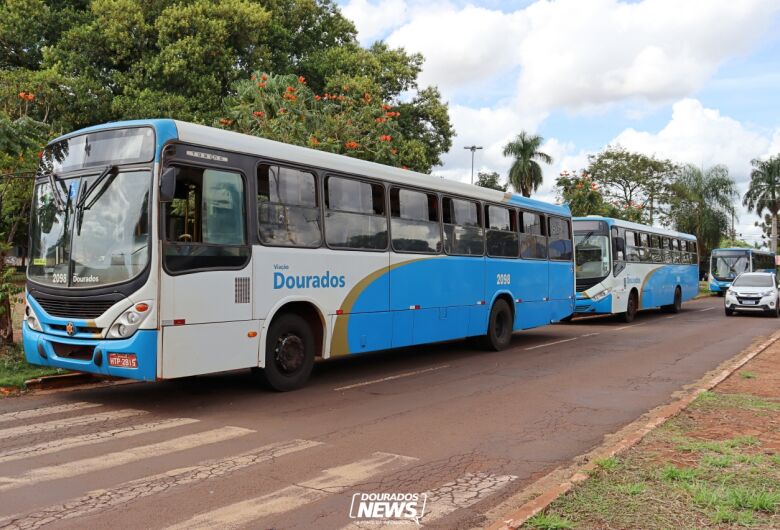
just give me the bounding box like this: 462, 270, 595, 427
158, 151, 259, 378
547, 217, 575, 321
516, 211, 549, 328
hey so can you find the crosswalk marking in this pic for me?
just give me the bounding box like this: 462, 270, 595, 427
0, 417, 199, 464
420, 472, 517, 522
0, 426, 253, 492
0, 439, 322, 530
0, 402, 101, 425
165, 452, 418, 530
0, 409, 146, 441
341, 472, 518, 529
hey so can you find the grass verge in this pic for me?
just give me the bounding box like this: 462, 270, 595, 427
523, 390, 780, 529
0, 343, 64, 390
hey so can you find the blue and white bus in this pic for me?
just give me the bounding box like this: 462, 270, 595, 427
709, 248, 776, 295
573, 217, 699, 322
23, 120, 575, 390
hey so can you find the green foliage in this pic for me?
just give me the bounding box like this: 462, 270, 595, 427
474, 171, 507, 192
586, 145, 677, 224
595, 457, 621, 471
554, 169, 618, 217
503, 131, 552, 197
0, 343, 64, 388
668, 164, 737, 258
525, 513, 574, 530
744, 155, 780, 252
719, 236, 752, 249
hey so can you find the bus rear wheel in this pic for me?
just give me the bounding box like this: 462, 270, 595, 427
481, 299, 513, 351
662, 286, 682, 314
259, 313, 315, 391
621, 290, 638, 323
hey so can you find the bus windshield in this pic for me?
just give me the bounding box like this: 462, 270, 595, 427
575, 232, 611, 279
711, 250, 750, 281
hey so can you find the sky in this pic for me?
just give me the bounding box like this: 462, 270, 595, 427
336, 0, 780, 246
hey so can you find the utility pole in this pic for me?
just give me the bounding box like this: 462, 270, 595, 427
464, 145, 483, 185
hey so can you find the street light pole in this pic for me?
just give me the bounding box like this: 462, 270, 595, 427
464, 145, 483, 185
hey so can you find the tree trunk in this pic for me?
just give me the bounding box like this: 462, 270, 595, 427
773, 212, 778, 254
0, 252, 13, 346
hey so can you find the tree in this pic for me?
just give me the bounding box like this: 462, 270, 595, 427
554, 170, 619, 217
753, 213, 779, 250
502, 131, 552, 197
743, 155, 780, 253
668, 164, 737, 258
475, 171, 507, 192
586, 145, 677, 224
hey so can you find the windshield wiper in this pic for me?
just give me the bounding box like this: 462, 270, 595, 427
76, 165, 118, 235
45, 171, 67, 211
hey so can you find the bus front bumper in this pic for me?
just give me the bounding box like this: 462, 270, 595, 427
22, 322, 158, 381
574, 293, 612, 314
709, 280, 732, 293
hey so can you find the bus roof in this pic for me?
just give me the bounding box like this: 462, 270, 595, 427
712, 247, 773, 255
51, 119, 571, 218
573, 216, 696, 241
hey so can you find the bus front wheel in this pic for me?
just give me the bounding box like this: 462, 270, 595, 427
621, 290, 638, 323
481, 299, 513, 351
259, 313, 315, 392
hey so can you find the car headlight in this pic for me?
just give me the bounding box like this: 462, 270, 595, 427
761, 290, 775, 297
107, 301, 153, 339
25, 303, 42, 332
591, 289, 610, 302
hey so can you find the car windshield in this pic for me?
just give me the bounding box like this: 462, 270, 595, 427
28, 170, 151, 287
575, 233, 610, 279
732, 274, 773, 287
712, 251, 750, 280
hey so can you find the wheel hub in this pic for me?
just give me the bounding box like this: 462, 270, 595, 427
275, 334, 305, 374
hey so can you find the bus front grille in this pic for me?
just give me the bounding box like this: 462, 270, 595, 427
576, 277, 603, 293
33, 296, 118, 320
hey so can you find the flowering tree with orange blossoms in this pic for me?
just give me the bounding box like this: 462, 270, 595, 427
219, 72, 430, 172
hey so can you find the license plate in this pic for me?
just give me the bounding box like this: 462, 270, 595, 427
743, 300, 757, 305
108, 353, 138, 368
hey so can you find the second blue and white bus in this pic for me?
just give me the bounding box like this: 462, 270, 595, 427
708, 248, 776, 295
573, 217, 699, 322
23, 119, 575, 391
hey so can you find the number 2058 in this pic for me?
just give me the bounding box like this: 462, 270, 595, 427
496, 274, 511, 285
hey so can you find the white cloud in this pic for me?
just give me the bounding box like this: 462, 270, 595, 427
381, 0, 778, 112
341, 0, 410, 45
613, 98, 770, 183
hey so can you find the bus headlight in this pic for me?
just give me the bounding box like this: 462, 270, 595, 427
107, 301, 153, 339
591, 289, 610, 302
25, 304, 42, 332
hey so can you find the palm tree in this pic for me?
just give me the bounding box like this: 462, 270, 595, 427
743, 155, 780, 253
502, 132, 553, 197
669, 164, 737, 258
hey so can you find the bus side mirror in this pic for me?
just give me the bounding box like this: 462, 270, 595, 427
159, 166, 178, 203
613, 237, 625, 254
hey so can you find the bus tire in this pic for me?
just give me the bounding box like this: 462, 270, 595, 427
481, 299, 513, 351
663, 286, 682, 314
260, 313, 315, 392
621, 290, 638, 323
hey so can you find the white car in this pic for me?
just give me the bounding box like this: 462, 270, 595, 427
724, 272, 780, 317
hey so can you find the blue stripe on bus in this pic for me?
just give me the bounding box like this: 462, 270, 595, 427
337, 255, 574, 355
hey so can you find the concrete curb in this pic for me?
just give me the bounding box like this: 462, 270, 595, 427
486, 329, 780, 530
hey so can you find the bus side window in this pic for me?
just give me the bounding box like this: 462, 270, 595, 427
257, 164, 321, 247
324, 176, 387, 250
519, 211, 547, 259
662, 237, 671, 263
625, 230, 639, 262
164, 166, 250, 273
650, 234, 661, 263
390, 187, 441, 253
548, 216, 572, 260
442, 196, 484, 256
639, 233, 651, 262
486, 205, 518, 258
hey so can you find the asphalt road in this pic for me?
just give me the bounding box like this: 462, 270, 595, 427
0, 295, 777, 530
